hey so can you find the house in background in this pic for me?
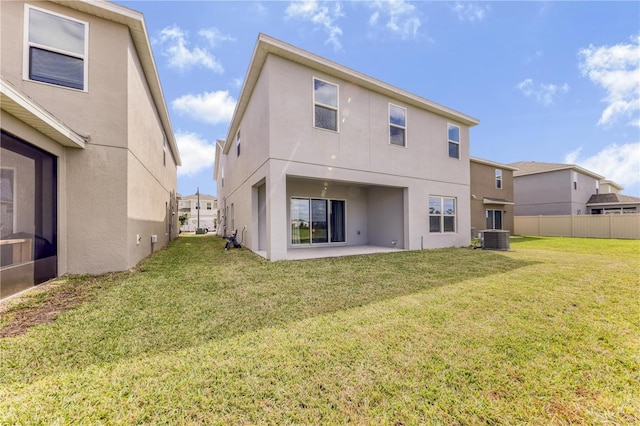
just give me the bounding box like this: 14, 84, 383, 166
215, 34, 479, 261
178, 193, 218, 232
470, 157, 517, 236
1, 0, 180, 299
586, 193, 640, 214
509, 161, 603, 216
509, 161, 640, 216
599, 180, 623, 195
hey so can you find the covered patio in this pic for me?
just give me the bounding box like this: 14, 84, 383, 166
254, 244, 403, 261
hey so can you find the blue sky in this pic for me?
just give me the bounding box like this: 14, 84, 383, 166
117, 0, 640, 197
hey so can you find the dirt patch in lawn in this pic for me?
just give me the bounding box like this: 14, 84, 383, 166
0, 274, 122, 338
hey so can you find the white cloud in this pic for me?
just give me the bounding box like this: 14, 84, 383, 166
564, 142, 640, 189
579, 35, 640, 127
286, 0, 344, 51
368, 0, 421, 40
452, 2, 490, 22
176, 132, 217, 177
172, 91, 237, 125
155, 25, 223, 73
198, 28, 236, 48
517, 78, 570, 105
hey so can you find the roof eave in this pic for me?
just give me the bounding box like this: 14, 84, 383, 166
223, 33, 480, 155
471, 156, 519, 171
1, 79, 87, 148
51, 0, 181, 166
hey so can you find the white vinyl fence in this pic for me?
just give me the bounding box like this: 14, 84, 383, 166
514, 214, 640, 239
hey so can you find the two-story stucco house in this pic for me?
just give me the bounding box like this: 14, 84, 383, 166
1, 0, 180, 298
178, 193, 218, 232
215, 34, 479, 261
509, 161, 640, 216
470, 157, 517, 235
510, 161, 604, 216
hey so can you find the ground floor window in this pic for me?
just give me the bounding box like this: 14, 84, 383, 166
429, 196, 456, 233
486, 209, 503, 230
291, 197, 345, 245
1, 130, 57, 298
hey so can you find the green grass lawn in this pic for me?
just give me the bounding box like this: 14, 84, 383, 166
1, 236, 638, 424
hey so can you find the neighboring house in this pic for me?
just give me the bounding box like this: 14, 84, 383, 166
586, 193, 640, 214
470, 157, 517, 235
509, 161, 603, 216
0, 0, 180, 299
599, 179, 623, 195
215, 34, 479, 261
178, 193, 218, 232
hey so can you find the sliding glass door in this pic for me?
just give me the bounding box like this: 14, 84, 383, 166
291, 198, 345, 245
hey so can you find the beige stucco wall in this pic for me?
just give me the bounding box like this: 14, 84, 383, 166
470, 161, 515, 234
265, 55, 471, 186
126, 37, 178, 267
1, 1, 178, 276
514, 169, 599, 216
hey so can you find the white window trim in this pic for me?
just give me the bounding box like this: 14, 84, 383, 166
388, 103, 407, 148
447, 123, 461, 159
312, 77, 339, 133
23, 4, 89, 92
495, 169, 503, 189
236, 130, 241, 157
429, 196, 457, 234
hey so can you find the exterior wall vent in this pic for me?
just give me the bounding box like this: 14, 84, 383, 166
481, 230, 510, 250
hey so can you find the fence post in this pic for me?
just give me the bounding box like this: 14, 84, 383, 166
609, 214, 613, 238
538, 215, 542, 236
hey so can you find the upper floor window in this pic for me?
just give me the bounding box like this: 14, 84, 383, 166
573, 171, 578, 190
389, 104, 406, 147
313, 78, 338, 131
429, 196, 456, 233
495, 169, 503, 189
163, 134, 167, 166
236, 130, 241, 157
206, 202, 212, 210
448, 124, 460, 159
596, 180, 599, 194
25, 6, 88, 91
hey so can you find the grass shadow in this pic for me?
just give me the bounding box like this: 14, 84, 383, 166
1, 235, 534, 386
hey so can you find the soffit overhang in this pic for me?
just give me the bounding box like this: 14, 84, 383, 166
1, 78, 87, 148
483, 197, 515, 205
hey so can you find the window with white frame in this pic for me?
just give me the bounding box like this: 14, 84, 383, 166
389, 104, 406, 147
596, 180, 599, 194
448, 124, 460, 159
206, 202, 212, 210
313, 78, 338, 131
25, 5, 88, 90
495, 169, 503, 189
486, 209, 503, 230
163, 134, 167, 166
236, 130, 241, 157
573, 171, 578, 190
429, 196, 456, 233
